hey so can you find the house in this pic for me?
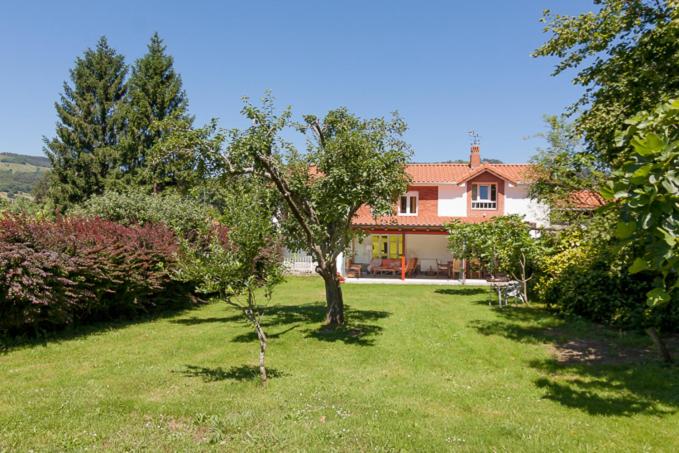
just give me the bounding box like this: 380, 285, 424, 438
345, 145, 550, 277
283, 145, 600, 279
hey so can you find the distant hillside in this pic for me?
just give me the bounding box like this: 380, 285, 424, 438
0, 153, 51, 198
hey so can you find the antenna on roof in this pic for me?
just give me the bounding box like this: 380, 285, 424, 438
467, 130, 480, 146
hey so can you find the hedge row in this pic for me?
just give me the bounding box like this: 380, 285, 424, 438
0, 215, 192, 335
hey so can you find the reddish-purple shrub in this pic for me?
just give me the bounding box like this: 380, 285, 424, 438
0, 215, 189, 334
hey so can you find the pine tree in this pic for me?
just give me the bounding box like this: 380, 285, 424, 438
44, 36, 127, 209
120, 32, 191, 187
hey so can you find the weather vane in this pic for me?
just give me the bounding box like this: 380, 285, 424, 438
467, 130, 480, 146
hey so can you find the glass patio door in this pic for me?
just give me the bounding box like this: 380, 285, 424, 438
371, 235, 403, 259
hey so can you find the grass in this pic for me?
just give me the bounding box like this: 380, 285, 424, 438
1, 277, 678, 451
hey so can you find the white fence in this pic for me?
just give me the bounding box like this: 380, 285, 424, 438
282, 251, 316, 275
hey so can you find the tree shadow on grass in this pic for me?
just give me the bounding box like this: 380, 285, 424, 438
1, 298, 202, 354
305, 323, 384, 346
181, 364, 287, 382
435, 287, 489, 296
170, 302, 390, 346
468, 305, 679, 417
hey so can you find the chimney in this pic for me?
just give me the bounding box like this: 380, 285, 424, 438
469, 144, 481, 168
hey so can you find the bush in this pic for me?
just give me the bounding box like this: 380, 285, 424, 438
73, 191, 213, 240
535, 213, 679, 332
73, 191, 230, 293
0, 215, 191, 335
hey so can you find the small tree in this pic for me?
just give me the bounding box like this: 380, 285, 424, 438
183, 178, 283, 383
227, 94, 411, 326
447, 215, 542, 302
606, 98, 678, 363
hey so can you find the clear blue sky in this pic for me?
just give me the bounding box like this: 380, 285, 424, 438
0, 0, 591, 162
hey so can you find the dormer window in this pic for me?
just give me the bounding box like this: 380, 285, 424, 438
399, 191, 418, 215
471, 183, 497, 209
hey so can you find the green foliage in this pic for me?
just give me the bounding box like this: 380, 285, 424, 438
535, 212, 679, 330
142, 116, 225, 195
118, 33, 193, 188
227, 93, 412, 324
606, 99, 679, 314
447, 215, 543, 301
44, 36, 128, 209
229, 94, 411, 260
529, 115, 605, 223
74, 190, 214, 238
179, 178, 283, 299
534, 0, 679, 164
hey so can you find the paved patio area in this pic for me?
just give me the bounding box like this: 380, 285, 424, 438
344, 277, 491, 285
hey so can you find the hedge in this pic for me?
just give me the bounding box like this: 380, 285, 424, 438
0, 215, 191, 335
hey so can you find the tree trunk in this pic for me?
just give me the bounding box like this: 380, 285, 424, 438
254, 318, 268, 383
645, 327, 673, 364
320, 267, 345, 327
245, 289, 268, 384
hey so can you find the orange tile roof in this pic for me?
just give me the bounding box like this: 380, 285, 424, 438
564, 190, 606, 209
406, 163, 534, 184
352, 205, 489, 229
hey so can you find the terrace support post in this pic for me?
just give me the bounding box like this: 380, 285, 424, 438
401, 233, 406, 281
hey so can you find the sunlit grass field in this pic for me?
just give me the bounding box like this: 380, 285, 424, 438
1, 277, 677, 451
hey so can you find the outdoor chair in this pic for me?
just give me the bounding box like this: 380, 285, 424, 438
450, 259, 464, 279
346, 259, 362, 278
405, 257, 418, 277
436, 260, 450, 278
468, 259, 483, 279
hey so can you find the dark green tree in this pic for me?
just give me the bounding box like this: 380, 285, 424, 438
44, 36, 127, 209
534, 0, 679, 165
119, 33, 191, 187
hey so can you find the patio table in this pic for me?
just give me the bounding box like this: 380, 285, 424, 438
487, 278, 518, 307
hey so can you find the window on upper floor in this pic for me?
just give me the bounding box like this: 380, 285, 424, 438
398, 191, 418, 215
471, 183, 497, 209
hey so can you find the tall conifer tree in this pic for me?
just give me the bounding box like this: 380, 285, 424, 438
120, 32, 190, 186
44, 37, 127, 208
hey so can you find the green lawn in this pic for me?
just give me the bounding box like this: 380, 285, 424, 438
1, 277, 678, 451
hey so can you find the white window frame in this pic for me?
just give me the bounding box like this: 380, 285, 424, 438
471, 183, 497, 210
398, 191, 419, 216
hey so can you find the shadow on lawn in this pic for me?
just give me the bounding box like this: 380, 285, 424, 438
469, 305, 679, 417
181, 364, 287, 382
435, 287, 489, 296
173, 303, 390, 347
1, 300, 201, 354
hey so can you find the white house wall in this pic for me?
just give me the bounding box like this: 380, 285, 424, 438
405, 234, 453, 273
504, 184, 550, 227
353, 237, 373, 264
437, 184, 467, 216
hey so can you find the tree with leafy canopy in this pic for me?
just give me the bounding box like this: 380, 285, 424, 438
605, 98, 678, 363
181, 177, 283, 383
529, 115, 605, 223
44, 36, 127, 209
144, 116, 224, 196
227, 94, 411, 326
118, 33, 192, 189
534, 0, 679, 165
448, 215, 543, 303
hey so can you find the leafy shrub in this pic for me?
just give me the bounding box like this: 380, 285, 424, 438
73, 191, 213, 239
74, 191, 230, 293
535, 213, 679, 331
0, 215, 190, 335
